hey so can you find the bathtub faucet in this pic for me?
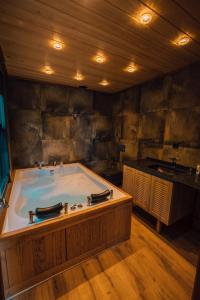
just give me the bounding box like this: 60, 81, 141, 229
35, 161, 44, 169
0, 197, 9, 209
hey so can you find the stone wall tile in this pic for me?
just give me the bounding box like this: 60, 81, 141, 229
93, 141, 118, 161
138, 111, 166, 142
120, 140, 138, 161
164, 107, 200, 144
140, 76, 171, 112
93, 92, 113, 115
122, 113, 139, 141
70, 115, 92, 140
113, 116, 123, 142
120, 86, 140, 114
138, 143, 163, 160
9, 109, 42, 167
40, 83, 69, 113
42, 140, 72, 164
169, 62, 200, 109
68, 87, 93, 114
112, 93, 122, 116
163, 145, 200, 167
71, 138, 91, 162
92, 115, 112, 141
42, 114, 70, 140
7, 78, 41, 110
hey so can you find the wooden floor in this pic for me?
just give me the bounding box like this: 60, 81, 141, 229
133, 206, 200, 266
13, 216, 196, 300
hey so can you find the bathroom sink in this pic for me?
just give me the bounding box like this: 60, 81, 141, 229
149, 164, 186, 176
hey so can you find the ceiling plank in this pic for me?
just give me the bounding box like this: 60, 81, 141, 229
1, 0, 191, 70
173, 0, 200, 25
138, 0, 200, 44
0, 0, 199, 92
106, 0, 200, 56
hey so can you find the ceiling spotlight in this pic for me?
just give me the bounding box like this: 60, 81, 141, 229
93, 52, 106, 64
74, 71, 84, 81
52, 40, 63, 50
99, 79, 110, 86
139, 13, 152, 25
173, 34, 191, 46
42, 65, 54, 75
124, 62, 138, 73
49, 37, 65, 50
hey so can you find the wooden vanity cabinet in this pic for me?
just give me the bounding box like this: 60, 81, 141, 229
123, 165, 196, 231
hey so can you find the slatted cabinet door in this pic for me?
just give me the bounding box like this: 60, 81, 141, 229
134, 170, 151, 211
122, 165, 135, 196
150, 176, 173, 225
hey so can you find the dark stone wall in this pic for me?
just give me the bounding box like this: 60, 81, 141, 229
113, 62, 200, 168
7, 78, 118, 172
113, 61, 200, 230
7, 61, 200, 170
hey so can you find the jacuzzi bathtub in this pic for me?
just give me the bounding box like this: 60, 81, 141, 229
0, 163, 132, 299
3, 163, 124, 233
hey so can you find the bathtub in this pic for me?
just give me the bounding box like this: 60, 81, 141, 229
0, 163, 132, 299
3, 163, 125, 233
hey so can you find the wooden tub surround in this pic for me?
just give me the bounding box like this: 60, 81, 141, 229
0, 164, 132, 299
12, 216, 196, 300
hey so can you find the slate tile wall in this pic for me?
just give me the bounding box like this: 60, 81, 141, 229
113, 61, 200, 229
7, 61, 200, 171
112, 87, 140, 163
113, 61, 200, 168
7, 78, 118, 172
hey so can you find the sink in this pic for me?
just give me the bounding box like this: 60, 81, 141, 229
149, 164, 186, 176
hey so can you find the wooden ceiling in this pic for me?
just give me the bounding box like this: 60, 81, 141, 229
0, 0, 200, 93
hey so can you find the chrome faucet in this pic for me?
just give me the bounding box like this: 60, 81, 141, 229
170, 157, 177, 164
0, 197, 9, 209
35, 161, 44, 169
169, 157, 178, 168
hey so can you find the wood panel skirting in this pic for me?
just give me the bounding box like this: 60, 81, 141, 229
0, 200, 132, 299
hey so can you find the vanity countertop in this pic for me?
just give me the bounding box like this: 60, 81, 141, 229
124, 158, 200, 191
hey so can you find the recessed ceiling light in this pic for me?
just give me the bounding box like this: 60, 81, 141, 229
93, 52, 106, 64
42, 65, 54, 75
49, 38, 65, 50
74, 71, 84, 81
52, 40, 63, 50
173, 35, 191, 46
124, 62, 138, 73
139, 13, 152, 25
99, 79, 110, 86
